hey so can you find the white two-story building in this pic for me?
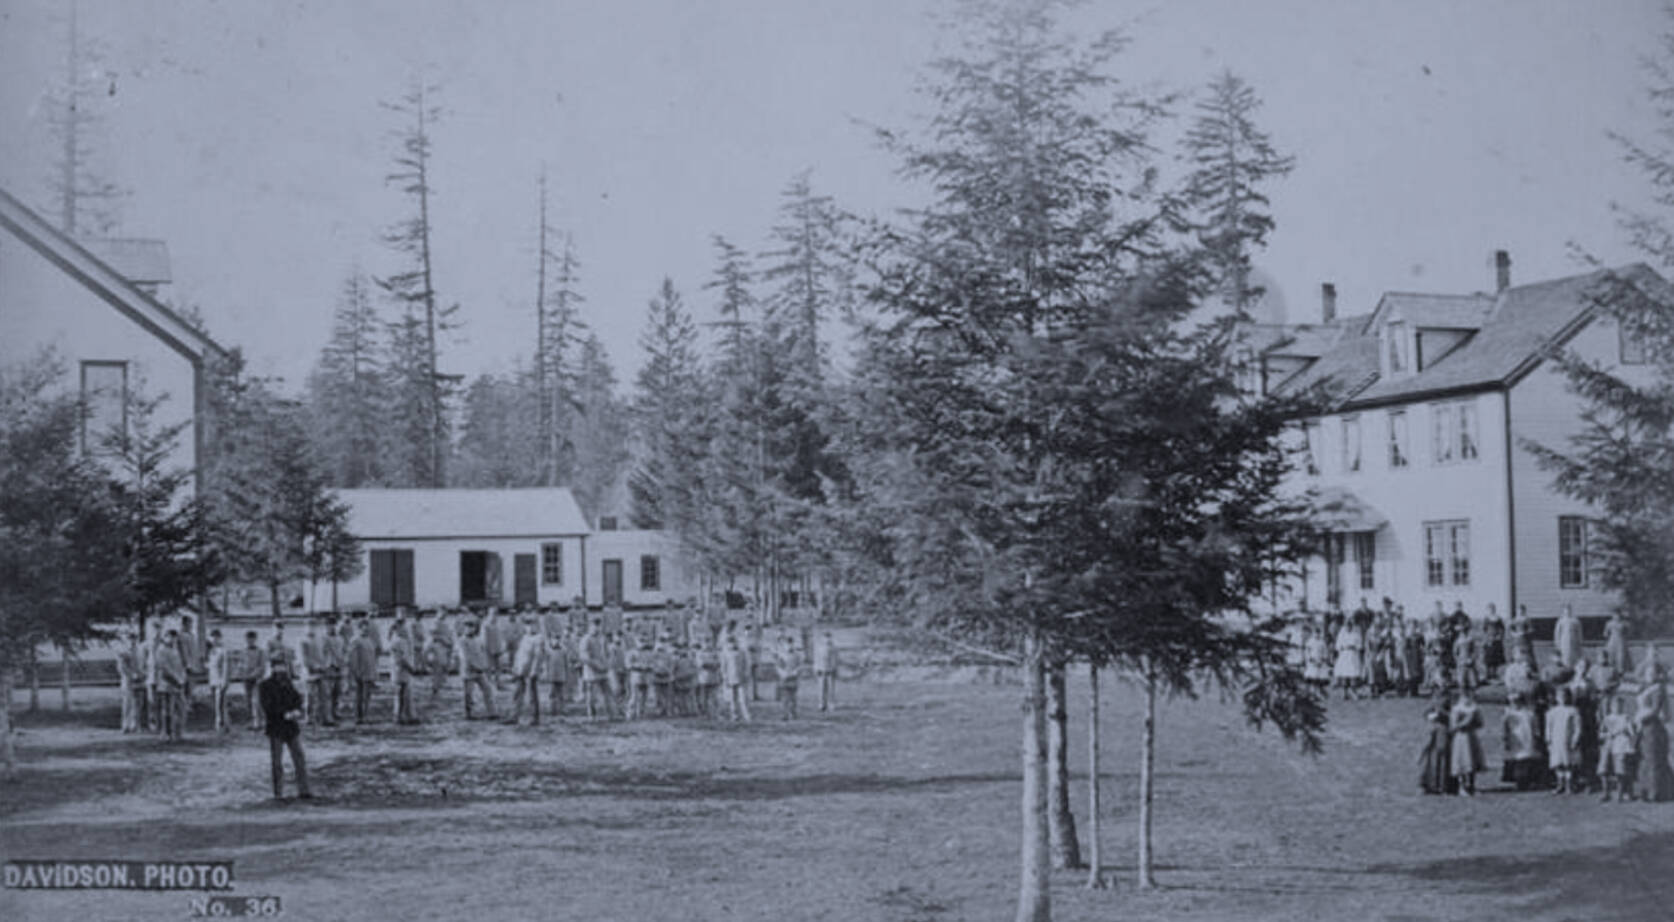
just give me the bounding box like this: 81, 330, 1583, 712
1255, 253, 1668, 635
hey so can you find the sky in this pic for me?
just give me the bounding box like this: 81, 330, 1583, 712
0, 0, 1667, 389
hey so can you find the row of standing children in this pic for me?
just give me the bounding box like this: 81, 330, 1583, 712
1291, 598, 1521, 700
1421, 646, 1673, 801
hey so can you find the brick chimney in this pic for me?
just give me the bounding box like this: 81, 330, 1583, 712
1321, 282, 1337, 323
1495, 250, 1511, 293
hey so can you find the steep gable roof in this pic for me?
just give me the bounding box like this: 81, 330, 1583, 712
336, 488, 592, 540
1274, 263, 1669, 410
0, 187, 223, 365
1374, 292, 1494, 329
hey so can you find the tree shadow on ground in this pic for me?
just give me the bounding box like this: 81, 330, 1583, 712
309, 753, 1019, 808
0, 765, 145, 818
1365, 828, 1674, 922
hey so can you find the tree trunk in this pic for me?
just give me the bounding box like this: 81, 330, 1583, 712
60, 647, 71, 711
28, 650, 40, 713
1085, 665, 1108, 889
1047, 660, 1082, 870
0, 666, 13, 774
1138, 660, 1158, 889
1016, 633, 1051, 922
270, 581, 282, 619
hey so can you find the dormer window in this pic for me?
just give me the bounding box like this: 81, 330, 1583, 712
1385, 321, 1409, 376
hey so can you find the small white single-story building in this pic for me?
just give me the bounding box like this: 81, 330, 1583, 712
582, 526, 698, 610
333, 487, 591, 611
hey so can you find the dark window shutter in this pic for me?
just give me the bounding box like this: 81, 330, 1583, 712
370, 550, 393, 607
394, 550, 415, 606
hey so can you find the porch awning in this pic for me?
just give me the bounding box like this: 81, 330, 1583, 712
1306, 486, 1387, 532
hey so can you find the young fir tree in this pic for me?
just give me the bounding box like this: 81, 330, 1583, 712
306, 269, 387, 487
567, 333, 632, 521
208, 385, 353, 617
1527, 14, 1674, 634
837, 3, 1322, 916
0, 352, 128, 770
1177, 70, 1295, 316
629, 278, 707, 533
376, 78, 457, 487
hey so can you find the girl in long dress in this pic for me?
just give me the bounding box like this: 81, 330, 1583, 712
1546, 687, 1583, 795
1334, 624, 1364, 701
1401, 621, 1424, 697
1419, 696, 1455, 795
1604, 613, 1631, 680
1450, 689, 1486, 796
1303, 626, 1330, 689
1502, 693, 1542, 791
1633, 664, 1673, 802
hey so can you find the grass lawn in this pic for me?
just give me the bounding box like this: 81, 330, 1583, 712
2, 663, 1672, 922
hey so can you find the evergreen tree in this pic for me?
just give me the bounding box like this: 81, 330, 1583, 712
567, 333, 632, 521
376, 78, 457, 487
837, 3, 1321, 916
0, 351, 127, 771
630, 278, 706, 531
306, 268, 387, 487
533, 174, 589, 488
452, 370, 544, 488
1528, 13, 1674, 633
1177, 71, 1295, 315
43, 0, 124, 236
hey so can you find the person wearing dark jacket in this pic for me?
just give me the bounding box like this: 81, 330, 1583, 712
259, 655, 312, 801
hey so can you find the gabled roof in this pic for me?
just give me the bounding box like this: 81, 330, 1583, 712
1373, 292, 1494, 330
1264, 313, 1377, 400
336, 488, 592, 540
1273, 263, 1671, 410
0, 186, 223, 364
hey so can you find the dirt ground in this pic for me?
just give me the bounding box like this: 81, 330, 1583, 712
3, 660, 1673, 922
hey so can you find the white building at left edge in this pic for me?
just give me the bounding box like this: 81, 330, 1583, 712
0, 187, 226, 487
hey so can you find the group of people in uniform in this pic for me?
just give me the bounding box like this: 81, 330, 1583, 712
115, 603, 845, 737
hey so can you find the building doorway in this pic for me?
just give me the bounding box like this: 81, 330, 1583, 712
514, 553, 537, 607
460, 551, 503, 606
602, 559, 623, 607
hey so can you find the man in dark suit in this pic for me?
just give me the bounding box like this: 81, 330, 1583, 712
258, 655, 312, 801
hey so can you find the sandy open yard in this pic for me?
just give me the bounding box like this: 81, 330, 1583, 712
3, 661, 1673, 922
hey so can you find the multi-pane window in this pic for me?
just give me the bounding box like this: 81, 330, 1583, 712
1450, 522, 1470, 585
541, 542, 563, 585
1353, 532, 1375, 590
1387, 322, 1407, 373
1431, 400, 1478, 464
1559, 517, 1588, 588
640, 555, 661, 591
1341, 416, 1361, 473
1387, 410, 1408, 468
80, 361, 128, 453
598, 516, 619, 531
1424, 520, 1470, 587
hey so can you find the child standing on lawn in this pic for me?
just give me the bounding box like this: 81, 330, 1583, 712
1449, 688, 1485, 796
1420, 695, 1455, 795
1501, 693, 1542, 791
1547, 687, 1583, 795
1600, 696, 1639, 802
